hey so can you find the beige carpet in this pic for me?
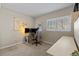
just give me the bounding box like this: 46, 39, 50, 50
0, 43, 51, 56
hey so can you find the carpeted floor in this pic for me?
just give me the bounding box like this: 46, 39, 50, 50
0, 43, 51, 56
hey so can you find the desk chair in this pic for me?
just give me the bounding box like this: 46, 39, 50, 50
32, 32, 41, 46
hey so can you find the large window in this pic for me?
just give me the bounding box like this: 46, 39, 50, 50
47, 16, 71, 31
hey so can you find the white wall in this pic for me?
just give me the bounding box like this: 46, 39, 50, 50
0, 4, 1, 8
0, 8, 34, 48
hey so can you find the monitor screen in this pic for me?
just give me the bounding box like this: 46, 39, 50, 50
25, 28, 30, 33
25, 28, 39, 33
30, 28, 38, 33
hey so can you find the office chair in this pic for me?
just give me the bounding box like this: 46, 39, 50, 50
32, 31, 41, 46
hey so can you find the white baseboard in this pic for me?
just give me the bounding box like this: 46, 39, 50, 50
0, 42, 20, 50
42, 40, 52, 45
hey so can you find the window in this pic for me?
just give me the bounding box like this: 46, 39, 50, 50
47, 16, 71, 31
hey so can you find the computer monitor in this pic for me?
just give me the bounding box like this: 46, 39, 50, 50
25, 28, 30, 33
30, 28, 38, 33
25, 28, 39, 33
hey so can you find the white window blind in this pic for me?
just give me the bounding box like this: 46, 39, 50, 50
46, 16, 71, 31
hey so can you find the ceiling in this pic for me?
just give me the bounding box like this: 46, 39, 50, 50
0, 3, 74, 17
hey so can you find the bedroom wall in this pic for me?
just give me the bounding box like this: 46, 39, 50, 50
72, 11, 79, 22
35, 5, 74, 45
0, 8, 34, 48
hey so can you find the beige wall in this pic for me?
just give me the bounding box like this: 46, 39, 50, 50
0, 8, 34, 48
72, 11, 79, 22
35, 5, 74, 45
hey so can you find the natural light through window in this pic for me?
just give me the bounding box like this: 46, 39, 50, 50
47, 16, 71, 31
